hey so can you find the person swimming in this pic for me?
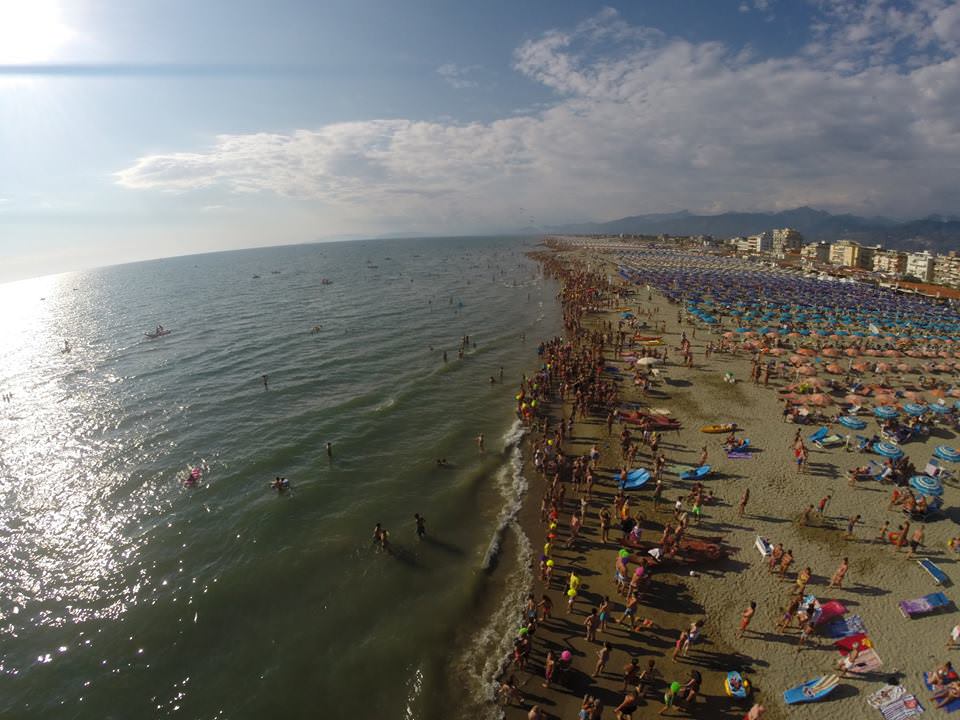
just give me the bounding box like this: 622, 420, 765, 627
270, 476, 289, 492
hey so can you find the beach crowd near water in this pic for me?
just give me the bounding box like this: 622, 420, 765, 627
493, 240, 960, 720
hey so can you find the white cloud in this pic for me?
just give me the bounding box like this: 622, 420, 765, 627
436, 63, 480, 89
116, 3, 960, 228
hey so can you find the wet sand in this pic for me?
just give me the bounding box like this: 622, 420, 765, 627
502, 246, 960, 720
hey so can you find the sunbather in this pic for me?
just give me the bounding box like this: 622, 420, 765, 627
932, 681, 960, 709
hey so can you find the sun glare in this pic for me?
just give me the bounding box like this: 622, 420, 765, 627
0, 0, 75, 64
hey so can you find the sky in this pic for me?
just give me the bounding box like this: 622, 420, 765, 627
1, 0, 960, 281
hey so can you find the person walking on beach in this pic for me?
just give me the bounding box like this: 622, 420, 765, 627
738, 488, 750, 518
697, 446, 708, 467
542, 650, 555, 688
737, 601, 756, 638
593, 641, 611, 677
907, 525, 925, 558
776, 594, 803, 633
414, 513, 426, 540
778, 549, 794, 578
817, 494, 831, 517
877, 520, 890, 542
768, 543, 784, 573
799, 504, 814, 526
585, 608, 599, 641
844, 514, 861, 540
829, 557, 849, 588
599, 507, 611, 543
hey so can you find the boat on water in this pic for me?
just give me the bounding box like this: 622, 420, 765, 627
145, 329, 171, 339
321, 278, 333, 285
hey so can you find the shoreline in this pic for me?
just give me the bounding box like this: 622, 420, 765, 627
492, 242, 960, 720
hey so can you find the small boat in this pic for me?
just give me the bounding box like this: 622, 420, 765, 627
252, 274, 261, 279
144, 329, 171, 339
783, 674, 839, 705
701, 423, 737, 434
320, 278, 333, 285
725, 671, 750, 699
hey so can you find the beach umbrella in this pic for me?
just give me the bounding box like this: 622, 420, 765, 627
929, 402, 952, 414
934, 445, 960, 463
875, 362, 892, 373
896, 363, 911, 373
904, 403, 928, 416
845, 348, 860, 357
807, 393, 833, 406
874, 441, 903, 459
797, 348, 817, 357
825, 363, 843, 374
821, 347, 840, 357
909, 474, 944, 497
883, 349, 902, 358
874, 393, 897, 406
789, 355, 804, 365
797, 365, 818, 376
874, 406, 898, 419
930, 388, 947, 399
852, 362, 870, 373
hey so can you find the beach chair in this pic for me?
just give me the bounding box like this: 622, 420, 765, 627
755, 536, 772, 557
898, 591, 950, 618
918, 558, 950, 586
814, 434, 844, 449
809, 426, 829, 443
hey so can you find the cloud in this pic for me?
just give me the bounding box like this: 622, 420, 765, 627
117, 3, 960, 227
436, 63, 480, 89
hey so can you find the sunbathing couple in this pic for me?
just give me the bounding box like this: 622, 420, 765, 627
929, 661, 960, 709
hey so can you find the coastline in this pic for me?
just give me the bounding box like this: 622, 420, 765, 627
493, 242, 960, 720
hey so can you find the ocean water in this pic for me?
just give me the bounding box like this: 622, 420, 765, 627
0, 236, 561, 719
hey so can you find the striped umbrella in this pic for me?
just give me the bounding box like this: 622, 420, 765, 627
903, 403, 928, 417
934, 445, 960, 463
929, 403, 952, 415
909, 474, 944, 497
874, 441, 903, 459
873, 406, 899, 419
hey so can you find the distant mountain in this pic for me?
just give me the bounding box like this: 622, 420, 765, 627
547, 206, 960, 253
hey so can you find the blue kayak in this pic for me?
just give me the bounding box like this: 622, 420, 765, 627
619, 468, 650, 490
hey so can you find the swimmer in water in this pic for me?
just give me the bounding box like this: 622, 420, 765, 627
414, 513, 426, 540
270, 476, 289, 492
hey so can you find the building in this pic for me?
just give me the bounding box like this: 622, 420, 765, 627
829, 239, 863, 267
905, 251, 935, 282
933, 252, 960, 288
872, 249, 907, 276
801, 241, 830, 264
772, 228, 804, 257
748, 231, 773, 253
732, 236, 753, 253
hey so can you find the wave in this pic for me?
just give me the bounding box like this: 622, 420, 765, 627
457, 419, 535, 718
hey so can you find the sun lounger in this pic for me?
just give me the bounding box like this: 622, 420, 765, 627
879, 694, 924, 720
899, 591, 951, 618
918, 558, 949, 586
783, 674, 840, 705
814, 434, 844, 448
809, 426, 829, 443
824, 614, 866, 638
727, 450, 752, 459
755, 536, 772, 557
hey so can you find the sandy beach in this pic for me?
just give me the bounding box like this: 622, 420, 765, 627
499, 243, 960, 720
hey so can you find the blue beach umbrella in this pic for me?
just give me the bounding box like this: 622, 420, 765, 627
874, 441, 903, 459
904, 403, 928, 417
929, 403, 952, 415
873, 406, 899, 420
934, 445, 960, 463
909, 474, 944, 497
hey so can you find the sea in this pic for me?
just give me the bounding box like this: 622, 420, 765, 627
0, 236, 563, 719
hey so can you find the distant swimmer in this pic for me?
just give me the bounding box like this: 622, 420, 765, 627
62, 340, 71, 353
185, 466, 201, 486
310, 325, 322, 334
489, 376, 497, 384
373, 523, 390, 551
326, 442, 333, 459
262, 374, 269, 390
436, 458, 448, 467
499, 366, 504, 380
270, 476, 289, 492
477, 433, 485, 452
443, 351, 448, 363
414, 513, 426, 540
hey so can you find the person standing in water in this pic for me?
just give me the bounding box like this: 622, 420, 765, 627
262, 374, 269, 390
477, 433, 485, 452
326, 442, 333, 460
414, 513, 426, 540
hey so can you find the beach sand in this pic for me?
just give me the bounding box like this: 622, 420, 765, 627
501, 246, 958, 720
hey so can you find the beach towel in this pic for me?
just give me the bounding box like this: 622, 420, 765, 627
835, 633, 872, 654
815, 434, 844, 448
880, 695, 924, 720
824, 614, 866, 638
809, 426, 829, 443
816, 600, 848, 626
843, 647, 883, 674
899, 592, 950, 618
727, 451, 753, 459
923, 673, 960, 713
